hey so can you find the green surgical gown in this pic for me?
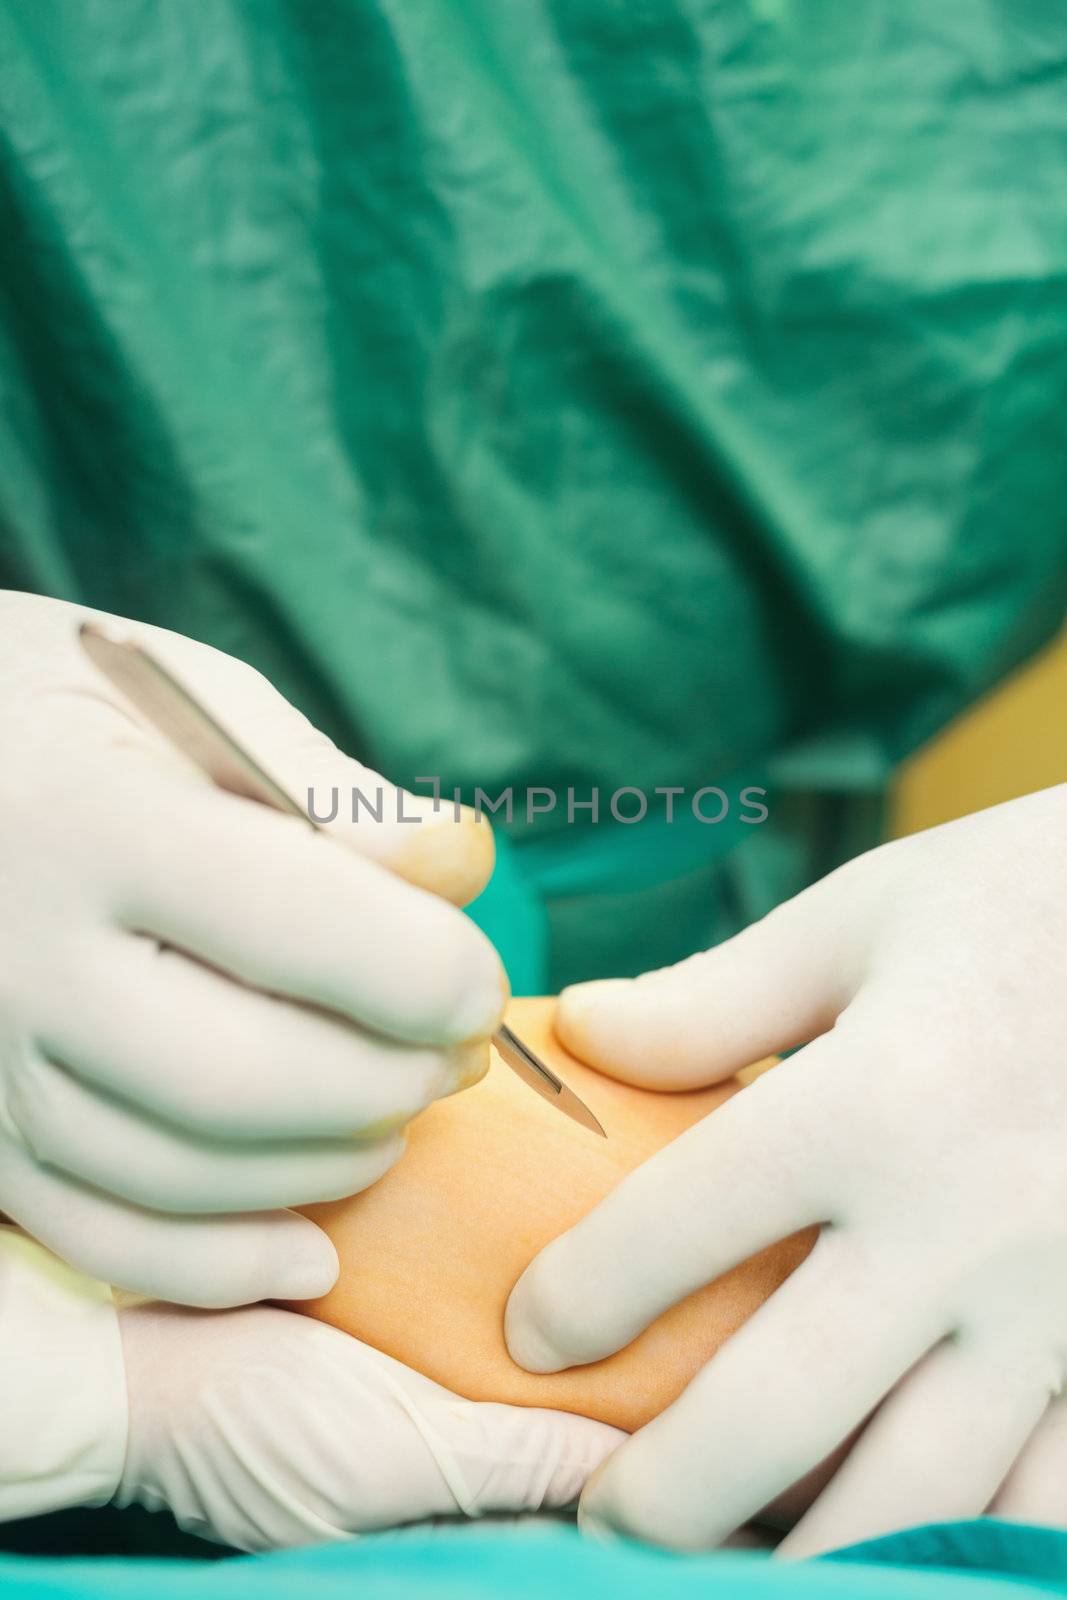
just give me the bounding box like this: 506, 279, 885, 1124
1, 1, 1066, 990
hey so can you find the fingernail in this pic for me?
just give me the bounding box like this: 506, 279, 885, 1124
274, 1233, 339, 1301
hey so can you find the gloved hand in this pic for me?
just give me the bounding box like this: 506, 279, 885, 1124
506, 785, 1067, 1555
0, 591, 504, 1305
116, 1300, 622, 1549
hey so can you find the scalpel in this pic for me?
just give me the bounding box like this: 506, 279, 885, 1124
79, 622, 607, 1138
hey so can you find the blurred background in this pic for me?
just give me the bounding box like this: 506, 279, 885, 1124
3, 4, 1066, 995
894, 622, 1067, 836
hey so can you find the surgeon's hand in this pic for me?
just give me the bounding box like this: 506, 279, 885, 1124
0, 591, 503, 1305
506, 785, 1067, 1554
115, 1301, 622, 1549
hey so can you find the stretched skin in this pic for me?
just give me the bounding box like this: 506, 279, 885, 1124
296, 998, 814, 1433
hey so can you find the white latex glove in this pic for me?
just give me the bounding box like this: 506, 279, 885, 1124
506, 785, 1067, 1555
0, 591, 504, 1305
115, 1300, 622, 1549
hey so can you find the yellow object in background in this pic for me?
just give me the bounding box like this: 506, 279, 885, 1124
893, 625, 1067, 837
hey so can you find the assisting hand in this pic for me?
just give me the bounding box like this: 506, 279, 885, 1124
0, 591, 504, 1305
116, 1301, 622, 1549
506, 785, 1067, 1553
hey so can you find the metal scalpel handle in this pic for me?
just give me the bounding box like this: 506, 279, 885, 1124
79, 622, 608, 1138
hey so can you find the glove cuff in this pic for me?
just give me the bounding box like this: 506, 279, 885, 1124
0, 1225, 128, 1521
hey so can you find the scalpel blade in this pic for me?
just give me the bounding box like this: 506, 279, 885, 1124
493, 1022, 607, 1137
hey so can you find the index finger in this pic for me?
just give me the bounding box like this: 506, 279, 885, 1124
110, 753, 507, 1047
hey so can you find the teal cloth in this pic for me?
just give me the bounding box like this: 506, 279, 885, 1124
2, 1523, 1067, 1600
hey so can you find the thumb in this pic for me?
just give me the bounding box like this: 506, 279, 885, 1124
556, 855, 883, 1089
124, 618, 495, 907
451, 1401, 624, 1516
293, 748, 495, 911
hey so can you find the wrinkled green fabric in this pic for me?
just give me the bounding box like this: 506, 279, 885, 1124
2, 2, 1066, 986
